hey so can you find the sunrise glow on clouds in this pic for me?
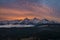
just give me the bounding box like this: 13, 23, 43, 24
0, 0, 60, 22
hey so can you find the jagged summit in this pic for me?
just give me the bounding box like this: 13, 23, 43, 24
42, 19, 49, 21
0, 18, 59, 25
23, 18, 30, 20
40, 19, 50, 24
33, 17, 39, 20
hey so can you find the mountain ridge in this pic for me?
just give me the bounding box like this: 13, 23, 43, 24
0, 18, 60, 25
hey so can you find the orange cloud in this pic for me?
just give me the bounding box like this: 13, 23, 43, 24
0, 3, 60, 22
0, 8, 33, 15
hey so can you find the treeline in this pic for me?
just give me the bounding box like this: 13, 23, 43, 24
0, 25, 60, 40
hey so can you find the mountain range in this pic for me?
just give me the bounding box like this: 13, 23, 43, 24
0, 18, 59, 25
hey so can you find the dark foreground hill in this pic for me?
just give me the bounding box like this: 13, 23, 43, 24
0, 24, 60, 40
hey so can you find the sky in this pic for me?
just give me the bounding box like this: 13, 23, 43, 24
0, 0, 60, 22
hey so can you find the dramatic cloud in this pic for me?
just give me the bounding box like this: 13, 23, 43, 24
0, 0, 60, 22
